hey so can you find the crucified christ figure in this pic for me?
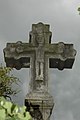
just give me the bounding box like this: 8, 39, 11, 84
35, 33, 44, 81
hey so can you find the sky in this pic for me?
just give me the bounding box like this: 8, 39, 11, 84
0, 0, 80, 120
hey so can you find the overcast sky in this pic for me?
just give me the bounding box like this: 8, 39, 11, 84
0, 0, 80, 120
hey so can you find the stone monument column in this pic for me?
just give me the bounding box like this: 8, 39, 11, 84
25, 23, 54, 120
3, 22, 76, 120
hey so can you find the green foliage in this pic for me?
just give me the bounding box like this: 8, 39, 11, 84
0, 65, 20, 99
0, 97, 32, 120
78, 7, 80, 15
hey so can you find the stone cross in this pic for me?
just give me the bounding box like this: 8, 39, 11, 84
3, 22, 76, 120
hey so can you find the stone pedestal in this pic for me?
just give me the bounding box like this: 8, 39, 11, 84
25, 91, 54, 120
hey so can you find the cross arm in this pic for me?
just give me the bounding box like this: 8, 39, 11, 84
3, 41, 35, 70
45, 42, 76, 70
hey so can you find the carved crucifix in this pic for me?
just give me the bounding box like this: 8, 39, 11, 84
3, 22, 76, 91
3, 22, 76, 120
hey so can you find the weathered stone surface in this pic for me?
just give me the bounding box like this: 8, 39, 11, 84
25, 91, 54, 120
3, 22, 76, 120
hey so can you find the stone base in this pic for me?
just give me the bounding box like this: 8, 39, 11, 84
25, 91, 54, 120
